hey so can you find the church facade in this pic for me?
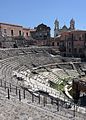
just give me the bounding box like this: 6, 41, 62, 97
54, 18, 75, 37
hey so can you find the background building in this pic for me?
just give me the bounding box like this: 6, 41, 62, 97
54, 18, 75, 37
59, 30, 86, 58
0, 23, 35, 38
0, 22, 51, 47
30, 23, 51, 40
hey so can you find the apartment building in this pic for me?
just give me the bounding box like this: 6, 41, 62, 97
0, 22, 35, 38
59, 30, 86, 58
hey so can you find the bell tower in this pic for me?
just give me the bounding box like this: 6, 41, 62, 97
54, 19, 59, 37
70, 18, 75, 30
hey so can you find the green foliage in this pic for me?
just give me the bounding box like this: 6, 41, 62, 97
49, 76, 71, 91
50, 81, 65, 91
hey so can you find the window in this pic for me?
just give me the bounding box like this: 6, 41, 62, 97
4, 29, 7, 34
74, 48, 77, 53
69, 48, 71, 52
39, 33, 42, 36
79, 48, 82, 53
44, 35, 47, 39
60, 41, 64, 46
40, 35, 42, 38
11, 30, 13, 36
79, 37, 81, 40
52, 42, 54, 46
85, 33, 86, 41
68, 42, 71, 47
40, 27, 42, 30
57, 42, 59, 46
19, 30, 21, 36
26, 32, 28, 36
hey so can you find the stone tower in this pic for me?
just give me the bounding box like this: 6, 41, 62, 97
54, 19, 59, 37
70, 18, 75, 30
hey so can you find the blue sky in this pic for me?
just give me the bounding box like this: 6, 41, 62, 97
0, 0, 86, 36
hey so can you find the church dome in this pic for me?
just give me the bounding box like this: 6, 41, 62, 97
62, 25, 68, 30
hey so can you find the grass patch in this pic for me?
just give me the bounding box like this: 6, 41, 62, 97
49, 80, 67, 91
49, 77, 72, 91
